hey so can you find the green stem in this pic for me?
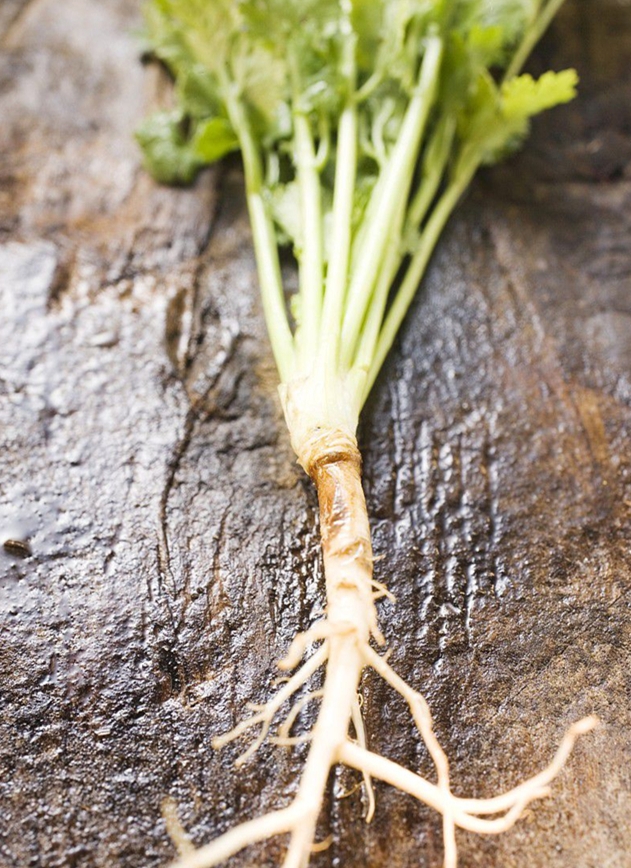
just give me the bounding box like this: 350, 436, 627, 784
363, 156, 478, 403
351, 193, 407, 379
355, 70, 382, 104
340, 33, 443, 368
293, 110, 324, 368
221, 72, 294, 380
314, 17, 356, 377
504, 0, 567, 82
319, 99, 358, 374
357, 117, 456, 375
407, 114, 455, 230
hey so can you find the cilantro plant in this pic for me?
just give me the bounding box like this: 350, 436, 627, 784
138, 1, 597, 866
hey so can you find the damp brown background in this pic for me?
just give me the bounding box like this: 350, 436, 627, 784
1, 1, 630, 866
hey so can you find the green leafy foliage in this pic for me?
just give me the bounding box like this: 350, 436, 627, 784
503, 68, 578, 116
456, 66, 577, 168
138, 0, 576, 398
453, 0, 538, 45
135, 110, 238, 184
135, 111, 202, 184
193, 117, 239, 162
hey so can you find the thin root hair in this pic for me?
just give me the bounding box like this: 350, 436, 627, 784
168, 637, 597, 868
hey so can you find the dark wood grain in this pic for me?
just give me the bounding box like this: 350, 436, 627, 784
1, 2, 630, 867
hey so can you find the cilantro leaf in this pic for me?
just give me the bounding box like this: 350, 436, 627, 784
501, 68, 579, 118
136, 110, 238, 185
135, 110, 202, 184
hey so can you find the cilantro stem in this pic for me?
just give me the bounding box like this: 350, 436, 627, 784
352, 194, 406, 381
293, 111, 324, 369
504, 0, 567, 82
320, 100, 358, 374
355, 70, 382, 104
407, 114, 456, 230
365, 155, 478, 399
340, 32, 444, 368
315, 5, 359, 377
353, 114, 457, 382
221, 72, 294, 379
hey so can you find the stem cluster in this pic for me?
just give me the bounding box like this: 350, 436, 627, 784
232, 27, 462, 412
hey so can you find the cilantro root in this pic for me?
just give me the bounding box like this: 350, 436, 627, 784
138, 1, 597, 865
162, 425, 597, 868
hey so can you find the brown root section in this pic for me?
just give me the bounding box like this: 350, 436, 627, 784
305, 429, 381, 644
167, 428, 597, 868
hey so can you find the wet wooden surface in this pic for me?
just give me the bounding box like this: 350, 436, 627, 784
1, 2, 630, 867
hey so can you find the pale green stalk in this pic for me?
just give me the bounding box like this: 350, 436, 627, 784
504, 0, 568, 81
364, 154, 479, 400
339, 32, 444, 368
355, 69, 382, 104
354, 115, 455, 384
221, 71, 294, 379
317, 15, 358, 377
351, 193, 407, 380
319, 100, 358, 374
293, 110, 324, 368
407, 113, 456, 230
